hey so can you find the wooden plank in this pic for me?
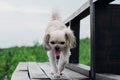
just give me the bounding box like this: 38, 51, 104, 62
96, 73, 120, 80
15, 62, 28, 71
11, 71, 30, 80
11, 70, 30, 80
28, 62, 49, 80
64, 0, 90, 24
38, 63, 70, 80
63, 68, 89, 80
66, 63, 90, 77
64, 0, 115, 24
11, 62, 30, 80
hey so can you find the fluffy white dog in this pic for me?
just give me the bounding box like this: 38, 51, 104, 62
43, 12, 76, 78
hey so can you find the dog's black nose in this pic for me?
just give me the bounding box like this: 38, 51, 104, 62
55, 46, 60, 51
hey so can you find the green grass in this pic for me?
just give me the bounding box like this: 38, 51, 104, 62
0, 38, 90, 80
79, 38, 91, 66
0, 44, 48, 80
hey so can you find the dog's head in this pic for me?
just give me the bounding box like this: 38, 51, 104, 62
43, 28, 76, 51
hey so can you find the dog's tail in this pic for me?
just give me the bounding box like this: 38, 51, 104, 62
52, 10, 60, 20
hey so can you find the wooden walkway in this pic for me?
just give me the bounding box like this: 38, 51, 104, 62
11, 62, 89, 80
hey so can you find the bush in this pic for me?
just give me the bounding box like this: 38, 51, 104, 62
0, 45, 48, 80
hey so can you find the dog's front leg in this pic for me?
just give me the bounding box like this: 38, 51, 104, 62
47, 51, 60, 78
58, 50, 71, 74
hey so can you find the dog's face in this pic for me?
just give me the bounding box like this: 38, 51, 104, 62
49, 30, 67, 51
43, 28, 76, 51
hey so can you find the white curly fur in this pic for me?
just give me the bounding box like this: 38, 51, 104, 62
43, 11, 76, 78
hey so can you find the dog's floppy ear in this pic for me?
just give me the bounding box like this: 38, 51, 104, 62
43, 34, 51, 50
65, 28, 76, 48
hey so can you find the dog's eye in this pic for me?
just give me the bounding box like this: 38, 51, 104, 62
60, 42, 65, 44
50, 41, 55, 44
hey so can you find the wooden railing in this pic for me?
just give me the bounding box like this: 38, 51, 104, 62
64, 0, 120, 79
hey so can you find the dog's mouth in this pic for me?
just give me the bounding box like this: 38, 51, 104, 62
55, 50, 61, 59
55, 50, 61, 57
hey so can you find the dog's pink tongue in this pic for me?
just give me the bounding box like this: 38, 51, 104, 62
55, 51, 61, 56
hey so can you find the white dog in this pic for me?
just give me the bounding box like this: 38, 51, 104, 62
43, 12, 76, 78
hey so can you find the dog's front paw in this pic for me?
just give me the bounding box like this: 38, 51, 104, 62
54, 73, 60, 78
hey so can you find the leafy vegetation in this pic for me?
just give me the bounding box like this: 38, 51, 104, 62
79, 38, 91, 65
0, 44, 48, 80
0, 38, 90, 80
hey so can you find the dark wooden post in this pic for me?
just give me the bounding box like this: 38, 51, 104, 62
90, 0, 96, 79
93, 2, 120, 75
69, 18, 80, 64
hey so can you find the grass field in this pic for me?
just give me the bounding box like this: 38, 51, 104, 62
0, 38, 90, 80
79, 38, 91, 65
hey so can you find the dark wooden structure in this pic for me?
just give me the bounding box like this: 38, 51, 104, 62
65, 0, 120, 79
93, 2, 120, 74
